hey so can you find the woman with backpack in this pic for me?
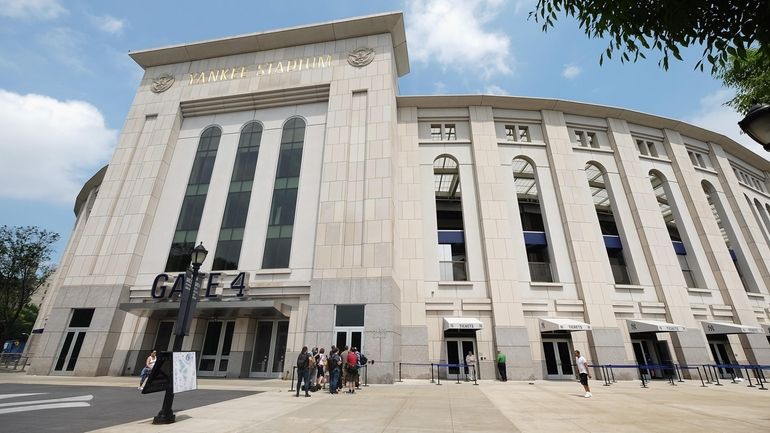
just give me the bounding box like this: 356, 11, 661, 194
346, 348, 359, 394
328, 347, 341, 395
295, 346, 311, 397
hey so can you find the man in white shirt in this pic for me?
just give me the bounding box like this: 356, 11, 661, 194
465, 351, 477, 381
574, 350, 592, 398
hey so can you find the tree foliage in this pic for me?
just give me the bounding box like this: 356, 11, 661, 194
719, 48, 770, 114
530, 1, 770, 73
0, 226, 59, 341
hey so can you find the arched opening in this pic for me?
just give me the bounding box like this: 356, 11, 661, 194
434, 155, 467, 281
513, 157, 553, 282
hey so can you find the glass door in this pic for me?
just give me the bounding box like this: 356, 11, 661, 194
198, 321, 235, 377
542, 339, 574, 379
708, 338, 738, 379
153, 321, 176, 352
249, 320, 289, 378
334, 327, 363, 352
445, 338, 476, 377
53, 309, 94, 375
632, 338, 661, 379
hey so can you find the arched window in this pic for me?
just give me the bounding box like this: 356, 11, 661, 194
585, 162, 630, 284
703, 182, 751, 292
513, 157, 553, 282
752, 198, 770, 242
650, 171, 697, 287
212, 122, 264, 270
262, 118, 305, 269
434, 155, 467, 281
166, 126, 222, 271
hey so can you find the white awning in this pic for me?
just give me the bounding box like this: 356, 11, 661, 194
443, 317, 483, 331
763, 324, 770, 336
627, 319, 686, 333
702, 321, 764, 335
539, 317, 592, 332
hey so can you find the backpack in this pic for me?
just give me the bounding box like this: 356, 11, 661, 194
359, 353, 368, 365
307, 354, 316, 368
296, 352, 309, 368
347, 351, 358, 367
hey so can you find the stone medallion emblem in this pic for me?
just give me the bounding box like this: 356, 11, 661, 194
151, 73, 175, 93
347, 47, 375, 68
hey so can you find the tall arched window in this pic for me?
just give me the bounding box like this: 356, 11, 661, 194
752, 198, 770, 242
513, 157, 553, 282
703, 181, 751, 292
649, 171, 697, 287
262, 118, 305, 269
166, 126, 222, 271
585, 162, 630, 284
212, 122, 264, 270
434, 155, 467, 281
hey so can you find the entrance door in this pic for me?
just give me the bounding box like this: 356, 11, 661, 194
153, 321, 176, 352
334, 327, 363, 352
708, 338, 738, 379
445, 338, 476, 376
632, 338, 661, 379
250, 320, 289, 378
198, 321, 235, 377
53, 309, 94, 375
542, 338, 574, 379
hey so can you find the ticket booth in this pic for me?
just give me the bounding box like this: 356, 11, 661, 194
702, 321, 764, 379
443, 317, 482, 378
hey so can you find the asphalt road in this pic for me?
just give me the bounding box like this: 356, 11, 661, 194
0, 383, 257, 433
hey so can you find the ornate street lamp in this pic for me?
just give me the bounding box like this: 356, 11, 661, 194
153, 242, 207, 425
738, 104, 770, 151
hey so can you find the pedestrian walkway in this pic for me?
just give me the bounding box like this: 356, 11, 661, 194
3, 373, 769, 433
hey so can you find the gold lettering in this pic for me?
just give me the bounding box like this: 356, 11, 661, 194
196, 72, 206, 84
217, 69, 229, 81
188, 73, 196, 85
286, 60, 298, 72
274, 62, 284, 73
209, 71, 218, 82
239, 66, 246, 78
318, 55, 331, 68
268, 63, 273, 75
257, 64, 265, 76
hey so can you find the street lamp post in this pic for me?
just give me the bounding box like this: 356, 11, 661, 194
153, 242, 208, 425
738, 104, 770, 151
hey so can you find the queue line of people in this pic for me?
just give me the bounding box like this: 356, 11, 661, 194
295, 345, 368, 397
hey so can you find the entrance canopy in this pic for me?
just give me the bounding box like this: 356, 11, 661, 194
763, 324, 770, 336
627, 319, 685, 333
539, 317, 592, 332
443, 317, 483, 331
702, 321, 764, 335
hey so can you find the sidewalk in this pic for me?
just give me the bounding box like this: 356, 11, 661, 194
3, 373, 769, 433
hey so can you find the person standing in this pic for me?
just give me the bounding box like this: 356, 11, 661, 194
465, 351, 476, 381
346, 348, 359, 394
138, 349, 157, 390
317, 347, 327, 390
328, 347, 341, 395
496, 350, 507, 382
339, 345, 349, 391
295, 346, 311, 397
575, 350, 592, 398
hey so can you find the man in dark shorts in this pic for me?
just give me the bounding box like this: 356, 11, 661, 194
574, 350, 591, 398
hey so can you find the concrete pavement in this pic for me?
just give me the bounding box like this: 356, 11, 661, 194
2, 373, 769, 433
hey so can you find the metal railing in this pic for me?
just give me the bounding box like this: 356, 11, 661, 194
0, 353, 27, 370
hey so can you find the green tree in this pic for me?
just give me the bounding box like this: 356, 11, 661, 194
3, 304, 38, 342
719, 48, 770, 114
530, 1, 770, 73
0, 226, 59, 341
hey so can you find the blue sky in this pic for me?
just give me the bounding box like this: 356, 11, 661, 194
0, 0, 761, 263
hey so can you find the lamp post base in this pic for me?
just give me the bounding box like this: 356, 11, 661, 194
152, 413, 176, 424
152, 386, 176, 424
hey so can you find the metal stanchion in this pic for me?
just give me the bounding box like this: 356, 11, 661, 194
289, 366, 296, 392
675, 364, 684, 383
398, 363, 402, 382
610, 366, 616, 383
472, 365, 478, 385
755, 367, 767, 390
456, 365, 462, 384
744, 366, 755, 388
695, 366, 706, 387
430, 363, 435, 383
638, 366, 648, 388
711, 366, 722, 386
436, 364, 442, 386
364, 364, 369, 387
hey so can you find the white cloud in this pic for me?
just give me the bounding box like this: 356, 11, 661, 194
37, 27, 89, 72
687, 89, 770, 160
0, 90, 117, 204
91, 15, 126, 35
0, 0, 66, 20
406, 0, 512, 79
484, 84, 509, 95
562, 64, 581, 79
